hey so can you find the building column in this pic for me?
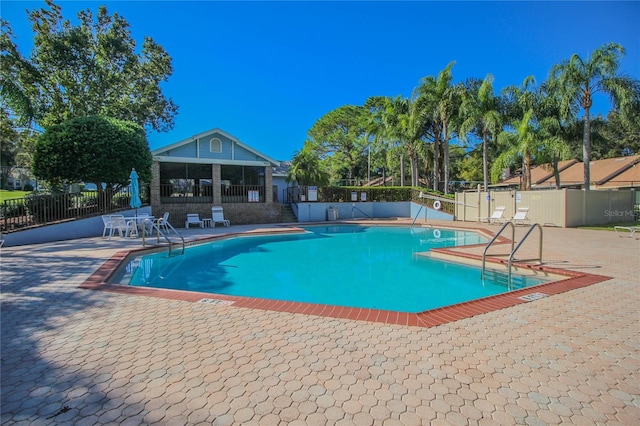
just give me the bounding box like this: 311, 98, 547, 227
151, 160, 161, 215
213, 164, 221, 204
264, 165, 273, 203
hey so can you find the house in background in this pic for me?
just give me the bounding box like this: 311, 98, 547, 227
0, 166, 38, 191
150, 128, 289, 226
496, 156, 640, 190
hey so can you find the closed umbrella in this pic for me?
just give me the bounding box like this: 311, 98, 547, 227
129, 168, 142, 212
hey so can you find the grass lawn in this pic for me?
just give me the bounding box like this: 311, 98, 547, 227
0, 189, 30, 202
579, 221, 639, 231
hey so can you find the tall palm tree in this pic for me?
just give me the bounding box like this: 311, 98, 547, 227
550, 42, 640, 189
287, 143, 329, 187
459, 75, 502, 191
501, 76, 571, 189
492, 110, 567, 190
370, 95, 427, 187
415, 62, 461, 193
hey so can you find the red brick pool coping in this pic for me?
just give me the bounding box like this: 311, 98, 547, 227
80, 227, 612, 328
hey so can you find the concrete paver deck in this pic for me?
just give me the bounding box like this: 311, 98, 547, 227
1, 221, 639, 425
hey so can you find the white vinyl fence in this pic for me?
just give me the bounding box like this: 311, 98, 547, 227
455, 189, 637, 227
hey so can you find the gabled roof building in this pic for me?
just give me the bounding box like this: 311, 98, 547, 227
150, 128, 287, 226
497, 155, 640, 190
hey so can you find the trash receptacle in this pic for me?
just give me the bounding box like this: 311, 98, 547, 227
327, 206, 338, 221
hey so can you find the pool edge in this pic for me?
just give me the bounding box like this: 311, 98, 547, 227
79, 226, 612, 328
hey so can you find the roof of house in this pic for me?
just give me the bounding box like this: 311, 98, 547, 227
554, 155, 640, 186
151, 127, 279, 166
497, 155, 640, 189
500, 159, 579, 186
597, 160, 640, 188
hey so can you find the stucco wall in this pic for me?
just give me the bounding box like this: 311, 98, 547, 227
2, 207, 152, 247
292, 202, 453, 223
455, 189, 636, 227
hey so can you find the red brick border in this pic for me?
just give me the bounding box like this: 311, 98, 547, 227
80, 227, 612, 328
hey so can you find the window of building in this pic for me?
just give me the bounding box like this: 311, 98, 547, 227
220, 165, 264, 186
210, 138, 222, 153
159, 162, 213, 200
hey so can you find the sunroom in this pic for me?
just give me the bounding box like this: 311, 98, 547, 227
150, 128, 283, 226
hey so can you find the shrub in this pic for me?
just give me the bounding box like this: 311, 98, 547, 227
24, 193, 73, 223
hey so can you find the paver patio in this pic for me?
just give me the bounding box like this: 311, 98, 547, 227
1, 221, 639, 425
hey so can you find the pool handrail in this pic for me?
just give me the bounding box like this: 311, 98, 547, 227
351, 204, 373, 220
481, 221, 516, 280
411, 204, 424, 227
141, 218, 185, 256
482, 222, 544, 289
507, 223, 543, 288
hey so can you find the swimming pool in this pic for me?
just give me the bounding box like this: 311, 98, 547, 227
113, 225, 550, 313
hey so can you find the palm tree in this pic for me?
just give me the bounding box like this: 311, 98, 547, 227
459, 75, 502, 191
287, 143, 329, 187
550, 42, 640, 189
369, 95, 428, 187
415, 62, 461, 193
492, 110, 568, 190
501, 76, 571, 189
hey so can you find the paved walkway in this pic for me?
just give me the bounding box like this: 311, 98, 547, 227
1, 222, 639, 425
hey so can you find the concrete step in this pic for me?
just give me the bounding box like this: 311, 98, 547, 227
281, 205, 298, 223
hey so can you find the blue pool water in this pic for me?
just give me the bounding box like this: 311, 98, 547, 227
115, 225, 548, 313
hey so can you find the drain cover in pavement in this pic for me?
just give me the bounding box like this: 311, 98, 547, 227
518, 292, 549, 302
198, 298, 235, 306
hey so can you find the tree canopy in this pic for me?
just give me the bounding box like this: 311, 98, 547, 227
33, 115, 152, 194
295, 42, 639, 191
550, 42, 640, 188
306, 105, 370, 184
287, 142, 330, 187
1, 0, 177, 132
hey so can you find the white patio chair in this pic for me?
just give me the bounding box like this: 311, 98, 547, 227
511, 207, 530, 226
103, 215, 132, 239
211, 206, 230, 227
185, 213, 204, 228
481, 206, 506, 224
153, 212, 170, 234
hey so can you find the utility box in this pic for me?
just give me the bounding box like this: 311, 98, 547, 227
327, 206, 339, 221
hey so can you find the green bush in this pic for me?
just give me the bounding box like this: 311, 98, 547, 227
0, 202, 26, 218
24, 193, 73, 223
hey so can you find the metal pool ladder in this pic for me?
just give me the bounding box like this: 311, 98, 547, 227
141, 219, 185, 256
481, 222, 543, 288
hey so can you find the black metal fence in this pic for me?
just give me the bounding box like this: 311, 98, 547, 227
1, 186, 150, 233
160, 184, 273, 203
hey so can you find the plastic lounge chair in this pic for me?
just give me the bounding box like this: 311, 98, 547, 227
211, 206, 230, 227
511, 207, 530, 226
153, 212, 170, 234
185, 213, 204, 229
482, 206, 506, 224
614, 226, 640, 239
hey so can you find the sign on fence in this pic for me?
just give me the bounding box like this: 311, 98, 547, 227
248, 190, 259, 202
308, 186, 318, 202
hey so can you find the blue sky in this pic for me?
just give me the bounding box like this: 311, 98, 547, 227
3, 1, 639, 161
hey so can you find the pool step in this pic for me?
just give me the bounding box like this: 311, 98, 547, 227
482, 269, 528, 289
